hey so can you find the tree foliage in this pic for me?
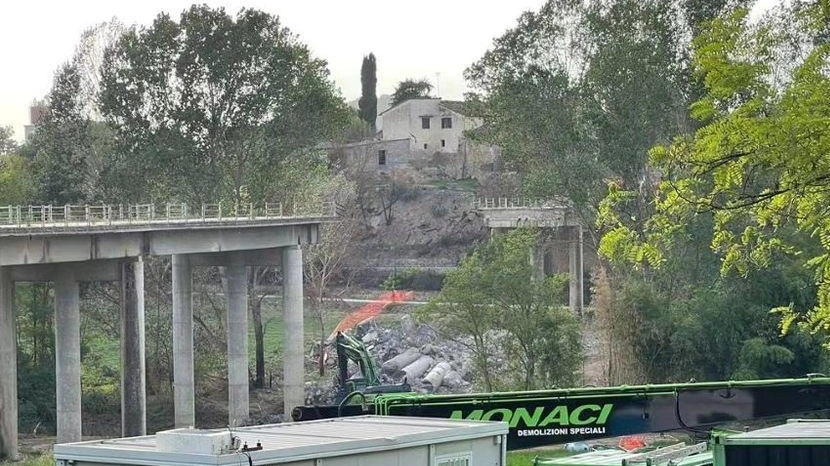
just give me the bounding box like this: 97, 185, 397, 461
0, 126, 17, 155
0, 155, 35, 205
423, 229, 581, 391
99, 5, 350, 203
23, 21, 125, 204
598, 2, 830, 346
465, 0, 744, 231
390, 78, 433, 107
358, 53, 378, 130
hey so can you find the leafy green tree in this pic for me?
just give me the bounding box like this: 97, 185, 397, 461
99, 5, 350, 204
598, 2, 830, 347
390, 78, 433, 107
23, 63, 97, 204
358, 53, 378, 130
465, 0, 742, 234
23, 21, 124, 204
0, 155, 35, 205
423, 229, 581, 391
0, 126, 17, 155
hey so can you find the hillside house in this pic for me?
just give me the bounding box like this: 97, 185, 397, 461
330, 98, 499, 179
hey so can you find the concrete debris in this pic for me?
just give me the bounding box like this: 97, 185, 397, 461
381, 347, 421, 374
361, 331, 379, 344
360, 318, 474, 394
443, 370, 464, 389
423, 362, 451, 390
401, 355, 434, 380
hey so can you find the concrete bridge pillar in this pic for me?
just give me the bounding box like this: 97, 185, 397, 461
172, 254, 195, 428
121, 258, 146, 437
282, 245, 304, 415
0, 267, 17, 460
225, 262, 249, 426
55, 268, 81, 444
530, 242, 545, 282
568, 226, 584, 314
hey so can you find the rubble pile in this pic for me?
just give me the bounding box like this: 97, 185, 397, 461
304, 315, 475, 405
357, 315, 474, 394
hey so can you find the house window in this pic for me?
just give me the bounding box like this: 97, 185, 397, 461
421, 117, 431, 129
378, 150, 386, 165
441, 139, 446, 147
423, 143, 428, 150
441, 117, 452, 129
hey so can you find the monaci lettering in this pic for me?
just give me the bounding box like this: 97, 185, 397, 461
450, 404, 614, 428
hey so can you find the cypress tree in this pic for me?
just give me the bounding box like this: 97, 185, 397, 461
358, 53, 377, 131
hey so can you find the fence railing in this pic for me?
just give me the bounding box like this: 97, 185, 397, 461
0, 202, 335, 231
473, 197, 571, 210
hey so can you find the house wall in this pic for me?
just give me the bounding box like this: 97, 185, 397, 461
381, 100, 467, 154
330, 98, 499, 180
331, 138, 416, 173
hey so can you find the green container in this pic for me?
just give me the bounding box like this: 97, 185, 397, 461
533, 443, 713, 466
713, 419, 830, 466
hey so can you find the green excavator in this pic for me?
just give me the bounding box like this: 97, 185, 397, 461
333, 331, 410, 401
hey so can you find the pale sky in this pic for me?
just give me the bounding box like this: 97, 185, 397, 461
0, 0, 781, 142
0, 0, 548, 141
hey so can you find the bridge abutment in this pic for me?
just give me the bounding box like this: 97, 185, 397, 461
477, 199, 585, 314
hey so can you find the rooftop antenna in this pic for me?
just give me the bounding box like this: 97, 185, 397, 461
435, 72, 441, 98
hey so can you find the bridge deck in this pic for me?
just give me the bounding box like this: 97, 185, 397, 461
0, 203, 334, 236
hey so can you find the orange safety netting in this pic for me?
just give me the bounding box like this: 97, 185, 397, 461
327, 290, 415, 341
618, 436, 647, 452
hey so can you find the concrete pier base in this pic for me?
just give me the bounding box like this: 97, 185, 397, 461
568, 227, 584, 314
55, 269, 81, 444
0, 267, 17, 460
225, 263, 249, 427
172, 254, 195, 428
282, 246, 304, 415
121, 259, 146, 437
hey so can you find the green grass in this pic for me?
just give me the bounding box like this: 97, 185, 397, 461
5, 454, 54, 466
253, 297, 353, 357
423, 178, 480, 192
508, 450, 570, 466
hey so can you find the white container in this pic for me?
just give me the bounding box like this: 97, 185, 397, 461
54, 416, 508, 466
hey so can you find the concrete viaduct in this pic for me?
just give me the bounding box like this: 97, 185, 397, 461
0, 203, 330, 460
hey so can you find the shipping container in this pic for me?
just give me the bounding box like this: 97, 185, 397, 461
713, 419, 830, 466
54, 415, 508, 466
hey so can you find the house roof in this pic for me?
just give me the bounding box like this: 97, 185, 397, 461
438, 100, 467, 115
378, 98, 471, 117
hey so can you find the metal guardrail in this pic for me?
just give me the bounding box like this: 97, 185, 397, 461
473, 198, 571, 210
0, 202, 336, 232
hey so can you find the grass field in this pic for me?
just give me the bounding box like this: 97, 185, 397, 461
6, 454, 53, 466
507, 449, 570, 466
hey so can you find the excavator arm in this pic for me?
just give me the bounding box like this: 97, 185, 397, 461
333, 332, 410, 401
